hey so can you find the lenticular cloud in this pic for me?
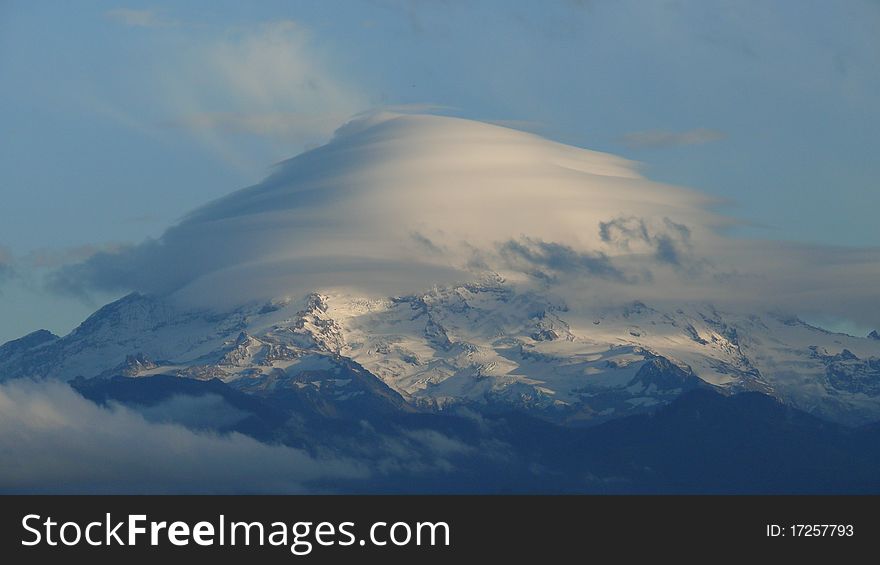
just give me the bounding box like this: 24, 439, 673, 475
52, 113, 880, 329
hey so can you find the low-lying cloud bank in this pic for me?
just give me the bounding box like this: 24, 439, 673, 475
49, 113, 880, 330
0, 380, 366, 493
0, 379, 500, 493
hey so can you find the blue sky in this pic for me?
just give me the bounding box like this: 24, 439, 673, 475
1, 0, 878, 343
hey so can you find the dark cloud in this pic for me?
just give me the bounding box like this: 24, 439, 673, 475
598, 216, 707, 275
24, 244, 121, 270
47, 241, 161, 298
410, 231, 443, 254
499, 237, 629, 282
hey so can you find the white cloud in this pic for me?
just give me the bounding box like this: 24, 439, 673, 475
162, 20, 367, 162
90, 19, 368, 171
105, 9, 177, 28
52, 113, 709, 303
0, 379, 501, 492
50, 113, 880, 329
0, 380, 367, 493
619, 128, 726, 148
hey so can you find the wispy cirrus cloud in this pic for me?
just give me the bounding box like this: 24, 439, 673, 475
619, 128, 726, 149
91, 18, 369, 170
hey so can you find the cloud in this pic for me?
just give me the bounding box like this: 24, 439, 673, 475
0, 379, 507, 492
485, 119, 546, 132
23, 244, 121, 270
168, 21, 366, 150
46, 113, 880, 329
92, 19, 368, 170
598, 216, 708, 274
400, 429, 475, 457
132, 393, 251, 430
376, 103, 454, 114
105, 9, 178, 28
499, 237, 629, 283
410, 232, 443, 254
0, 380, 366, 493
619, 128, 726, 148
49, 113, 702, 305
346, 421, 496, 477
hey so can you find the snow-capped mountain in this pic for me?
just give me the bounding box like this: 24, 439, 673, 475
3, 113, 879, 428
3, 280, 879, 425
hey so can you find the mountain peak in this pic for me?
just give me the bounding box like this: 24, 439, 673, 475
0, 328, 58, 353
0, 329, 60, 370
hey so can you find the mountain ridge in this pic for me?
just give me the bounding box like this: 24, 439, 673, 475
4, 281, 880, 426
